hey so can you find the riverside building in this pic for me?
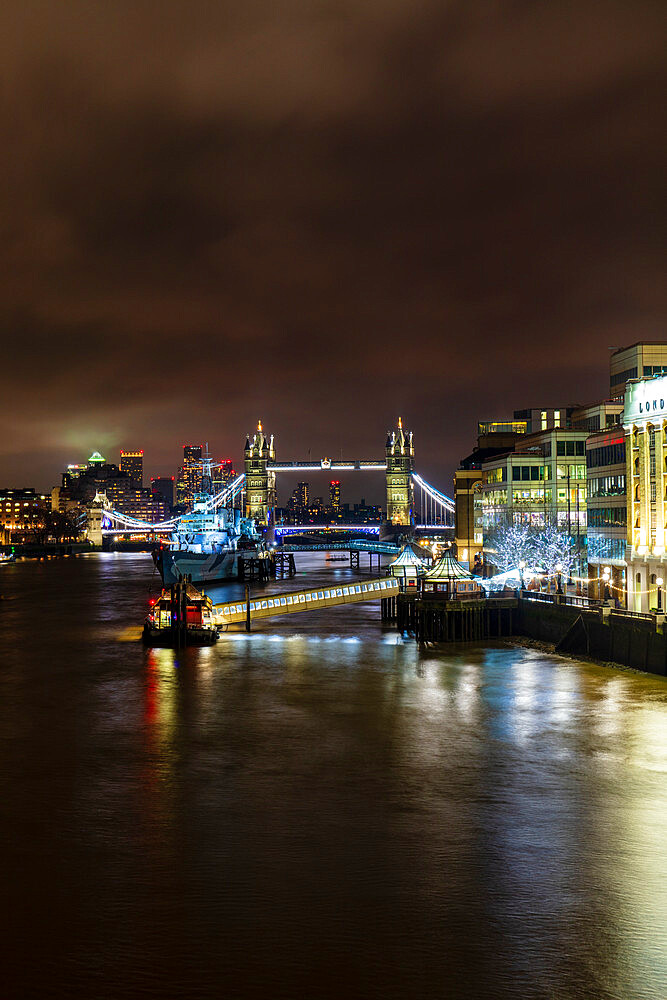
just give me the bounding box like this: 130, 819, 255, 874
585, 429, 627, 601
455, 409, 577, 569
610, 342, 667, 401
624, 373, 667, 611
0, 488, 48, 543
476, 427, 589, 574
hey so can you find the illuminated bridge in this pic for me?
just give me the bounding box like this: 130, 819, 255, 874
91, 420, 454, 538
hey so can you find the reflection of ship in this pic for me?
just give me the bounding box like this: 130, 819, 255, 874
153, 504, 266, 585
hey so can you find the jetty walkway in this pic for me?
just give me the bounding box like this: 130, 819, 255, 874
212, 576, 399, 627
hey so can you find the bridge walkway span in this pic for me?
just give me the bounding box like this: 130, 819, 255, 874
279, 540, 400, 555
212, 576, 399, 627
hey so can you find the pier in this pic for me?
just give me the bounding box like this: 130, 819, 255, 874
384, 593, 518, 642
212, 576, 399, 628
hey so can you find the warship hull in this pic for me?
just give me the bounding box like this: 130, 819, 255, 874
154, 548, 240, 586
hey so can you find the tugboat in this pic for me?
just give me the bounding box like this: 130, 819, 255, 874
143, 577, 218, 646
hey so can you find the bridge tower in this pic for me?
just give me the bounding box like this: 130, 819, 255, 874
385, 418, 414, 525
244, 421, 276, 525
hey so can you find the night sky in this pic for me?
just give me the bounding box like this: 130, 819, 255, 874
1, 1, 665, 500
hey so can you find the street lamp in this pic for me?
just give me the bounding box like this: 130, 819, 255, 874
602, 567, 611, 602
556, 562, 563, 594
657, 577, 663, 612
519, 559, 526, 591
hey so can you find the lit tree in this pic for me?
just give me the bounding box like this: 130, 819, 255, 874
487, 523, 537, 572
533, 522, 579, 580
488, 521, 580, 581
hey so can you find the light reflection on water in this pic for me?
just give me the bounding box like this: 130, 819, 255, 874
0, 552, 665, 1000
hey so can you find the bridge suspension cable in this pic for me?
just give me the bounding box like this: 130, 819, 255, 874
198, 473, 246, 512
102, 510, 180, 532
101, 473, 247, 533
412, 473, 455, 527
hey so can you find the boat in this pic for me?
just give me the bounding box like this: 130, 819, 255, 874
325, 555, 348, 562
153, 503, 268, 586
142, 579, 218, 646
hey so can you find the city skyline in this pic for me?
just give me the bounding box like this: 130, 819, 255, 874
1, 2, 664, 493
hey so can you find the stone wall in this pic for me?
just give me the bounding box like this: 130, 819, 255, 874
516, 598, 667, 677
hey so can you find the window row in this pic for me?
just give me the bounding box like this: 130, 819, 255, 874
587, 507, 627, 528
587, 443, 626, 468
587, 474, 625, 498
587, 536, 626, 561
556, 440, 585, 456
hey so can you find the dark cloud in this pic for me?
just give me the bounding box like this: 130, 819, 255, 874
0, 0, 664, 497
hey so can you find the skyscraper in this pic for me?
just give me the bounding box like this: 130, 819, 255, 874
120, 450, 143, 485
176, 444, 203, 509
287, 481, 309, 518
329, 480, 341, 512
213, 459, 236, 496
151, 476, 175, 509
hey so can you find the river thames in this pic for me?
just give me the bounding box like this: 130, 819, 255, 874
1, 552, 665, 999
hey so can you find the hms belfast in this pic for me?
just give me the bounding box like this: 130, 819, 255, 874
153, 426, 274, 586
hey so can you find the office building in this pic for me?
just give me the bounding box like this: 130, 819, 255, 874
454, 423, 528, 566
510, 407, 576, 433
151, 477, 175, 509
176, 444, 203, 509
55, 453, 170, 523
585, 429, 626, 601
0, 488, 48, 543
288, 482, 310, 516
610, 343, 667, 401
329, 480, 341, 512
570, 401, 624, 434
213, 459, 237, 497
120, 450, 143, 485
476, 427, 589, 574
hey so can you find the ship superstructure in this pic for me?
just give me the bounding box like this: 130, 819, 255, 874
154, 448, 265, 585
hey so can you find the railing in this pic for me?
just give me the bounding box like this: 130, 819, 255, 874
516, 590, 557, 603
212, 576, 399, 625
518, 590, 603, 609
519, 591, 664, 624
609, 607, 656, 622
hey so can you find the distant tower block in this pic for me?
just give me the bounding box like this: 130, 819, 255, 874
385, 417, 414, 525
244, 420, 276, 525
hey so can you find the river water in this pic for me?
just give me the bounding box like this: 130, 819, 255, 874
0, 552, 665, 1000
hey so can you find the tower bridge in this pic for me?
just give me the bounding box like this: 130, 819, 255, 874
93, 419, 454, 539
245, 417, 423, 528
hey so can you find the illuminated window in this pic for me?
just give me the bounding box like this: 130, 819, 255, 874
554, 410, 561, 428
541, 410, 547, 430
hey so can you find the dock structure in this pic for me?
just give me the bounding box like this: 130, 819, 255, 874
386, 592, 518, 642
212, 576, 399, 627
